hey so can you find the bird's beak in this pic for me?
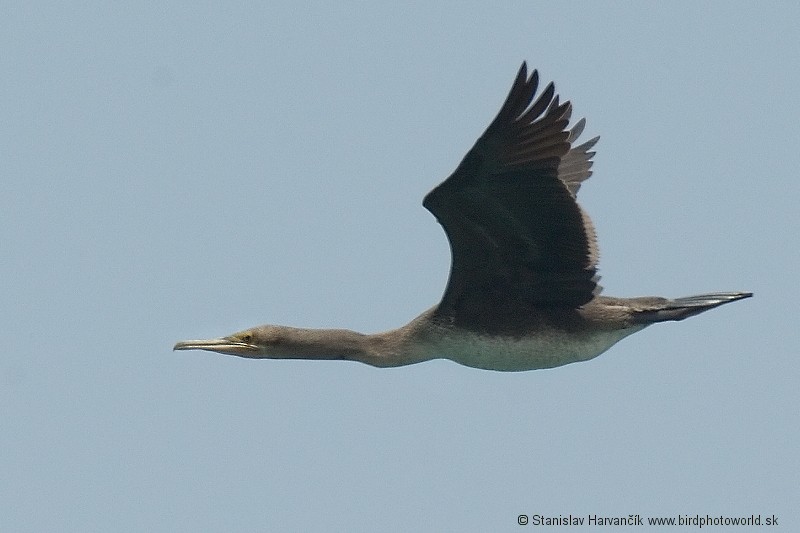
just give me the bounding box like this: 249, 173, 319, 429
173, 337, 259, 356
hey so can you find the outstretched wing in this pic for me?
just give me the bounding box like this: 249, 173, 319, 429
423, 63, 600, 333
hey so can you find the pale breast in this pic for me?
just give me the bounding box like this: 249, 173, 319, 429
417, 325, 645, 372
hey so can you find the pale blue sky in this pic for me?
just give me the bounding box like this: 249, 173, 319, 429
2, 2, 797, 531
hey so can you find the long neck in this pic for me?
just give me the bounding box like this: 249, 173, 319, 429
264, 325, 426, 368
273, 328, 370, 361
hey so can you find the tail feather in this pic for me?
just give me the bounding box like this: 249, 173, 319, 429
632, 291, 752, 324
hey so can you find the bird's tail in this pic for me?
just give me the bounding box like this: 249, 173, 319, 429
631, 292, 752, 324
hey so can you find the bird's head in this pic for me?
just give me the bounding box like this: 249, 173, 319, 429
173, 325, 290, 358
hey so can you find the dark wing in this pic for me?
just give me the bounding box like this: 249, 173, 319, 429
423, 62, 600, 333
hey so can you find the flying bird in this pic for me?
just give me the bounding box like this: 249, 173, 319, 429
174, 63, 750, 371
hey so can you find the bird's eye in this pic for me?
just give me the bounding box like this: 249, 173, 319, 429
241, 333, 253, 343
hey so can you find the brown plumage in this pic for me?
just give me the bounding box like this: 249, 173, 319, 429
174, 63, 750, 371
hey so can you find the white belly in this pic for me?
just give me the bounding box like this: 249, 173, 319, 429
420, 326, 645, 372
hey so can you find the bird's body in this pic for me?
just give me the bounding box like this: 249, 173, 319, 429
398, 307, 645, 371
175, 63, 750, 371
